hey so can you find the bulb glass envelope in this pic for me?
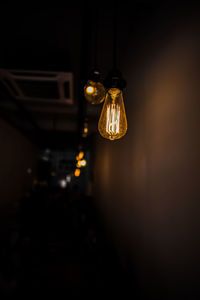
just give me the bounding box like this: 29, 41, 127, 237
84, 80, 105, 104
98, 88, 127, 140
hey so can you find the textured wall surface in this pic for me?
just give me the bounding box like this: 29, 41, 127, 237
93, 5, 200, 299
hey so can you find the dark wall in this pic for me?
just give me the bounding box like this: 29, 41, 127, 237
93, 3, 200, 299
0, 119, 38, 230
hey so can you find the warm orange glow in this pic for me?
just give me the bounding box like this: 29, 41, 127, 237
86, 86, 95, 95
74, 168, 80, 177
78, 151, 84, 160
80, 159, 87, 167
76, 151, 84, 161
84, 80, 105, 104
76, 161, 81, 168
84, 127, 88, 134
76, 159, 87, 168
98, 88, 127, 140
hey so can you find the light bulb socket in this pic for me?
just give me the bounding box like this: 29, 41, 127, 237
104, 69, 126, 90
87, 69, 102, 82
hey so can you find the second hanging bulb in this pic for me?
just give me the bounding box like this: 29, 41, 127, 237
84, 70, 105, 104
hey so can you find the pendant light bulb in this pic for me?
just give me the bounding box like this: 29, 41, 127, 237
76, 159, 87, 168
98, 87, 127, 140
84, 70, 105, 104
76, 151, 84, 160
74, 168, 80, 177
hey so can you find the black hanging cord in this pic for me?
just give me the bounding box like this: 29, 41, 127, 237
104, 0, 126, 90
78, 1, 91, 146
93, 7, 99, 69
113, 0, 119, 69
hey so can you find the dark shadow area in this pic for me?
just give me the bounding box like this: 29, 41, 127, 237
0, 150, 135, 297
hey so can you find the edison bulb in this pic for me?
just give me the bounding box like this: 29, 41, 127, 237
80, 159, 87, 167
98, 88, 127, 140
86, 86, 94, 94
76, 159, 87, 168
78, 151, 84, 160
74, 169, 80, 177
84, 80, 105, 104
76, 161, 81, 168
76, 151, 84, 161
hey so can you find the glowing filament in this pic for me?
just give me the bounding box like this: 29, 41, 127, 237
86, 86, 95, 95
106, 104, 120, 137
98, 88, 127, 140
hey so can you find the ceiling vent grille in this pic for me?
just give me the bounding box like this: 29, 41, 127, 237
0, 69, 74, 105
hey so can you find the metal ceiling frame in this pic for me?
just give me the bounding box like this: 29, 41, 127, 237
0, 69, 74, 105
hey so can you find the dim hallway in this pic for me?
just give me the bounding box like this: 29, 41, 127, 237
5, 184, 132, 296
0, 120, 134, 297
1, 1, 200, 299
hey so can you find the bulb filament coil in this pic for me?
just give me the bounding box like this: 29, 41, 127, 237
106, 104, 120, 138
